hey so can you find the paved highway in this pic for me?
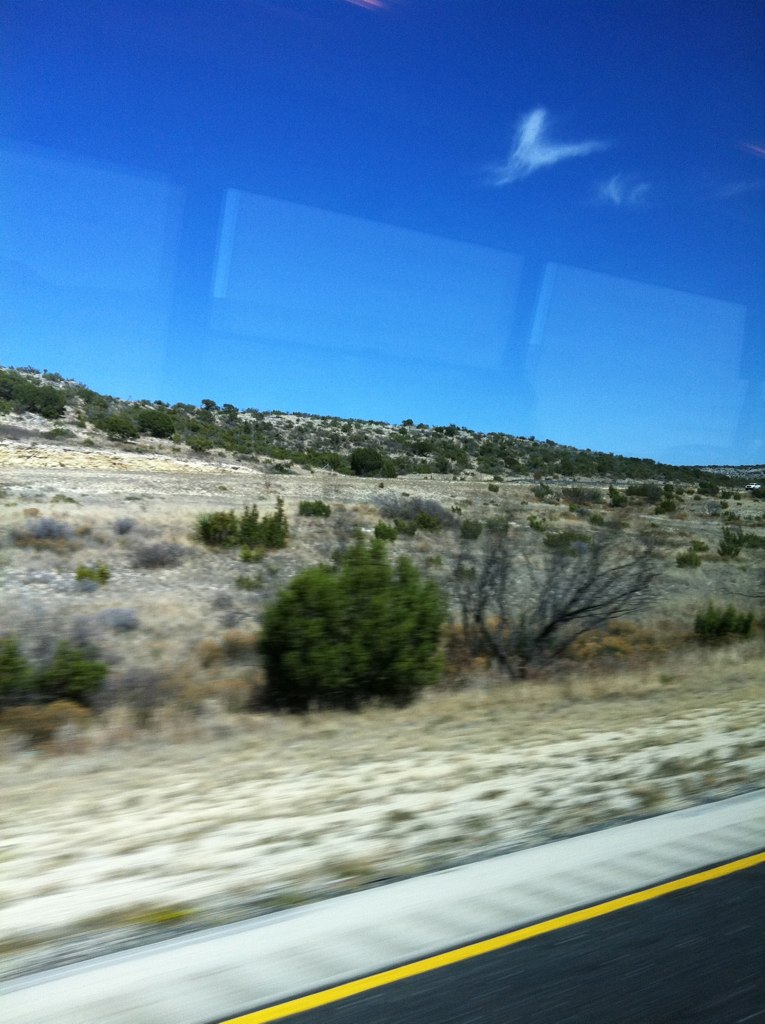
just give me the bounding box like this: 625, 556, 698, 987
259, 860, 764, 1024
2, 791, 764, 1024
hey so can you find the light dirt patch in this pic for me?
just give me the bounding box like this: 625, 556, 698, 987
1, 651, 763, 979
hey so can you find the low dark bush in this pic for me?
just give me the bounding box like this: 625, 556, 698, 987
132, 542, 186, 569
561, 486, 602, 506
379, 495, 458, 532
626, 482, 663, 504
114, 517, 136, 535
99, 608, 140, 632
542, 528, 589, 554
0, 636, 108, 709
298, 500, 332, 517
694, 603, 754, 644
460, 519, 483, 540
676, 549, 702, 568
718, 526, 744, 558
374, 520, 398, 541
18, 517, 73, 542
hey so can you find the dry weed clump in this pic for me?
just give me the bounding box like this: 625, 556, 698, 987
0, 700, 91, 746
195, 630, 259, 668
220, 628, 259, 660
568, 618, 688, 665
11, 515, 79, 552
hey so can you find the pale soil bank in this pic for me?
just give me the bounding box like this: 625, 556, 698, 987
1, 650, 763, 980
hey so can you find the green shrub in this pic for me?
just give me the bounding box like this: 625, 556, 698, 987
97, 413, 140, 441
34, 641, 108, 704
259, 539, 445, 711
718, 526, 744, 558
350, 447, 385, 477
676, 549, 702, 568
487, 483, 500, 493
0, 638, 107, 708
298, 500, 332, 517
527, 514, 547, 532
197, 510, 240, 547
257, 498, 289, 549
0, 637, 32, 707
690, 540, 709, 552
626, 482, 663, 504
235, 574, 261, 590
76, 563, 110, 585
694, 603, 754, 644
374, 520, 398, 541
654, 497, 679, 514
608, 485, 628, 508
136, 407, 175, 438
394, 518, 418, 536
0, 370, 66, 419
459, 519, 483, 540
543, 528, 589, 554
561, 486, 602, 506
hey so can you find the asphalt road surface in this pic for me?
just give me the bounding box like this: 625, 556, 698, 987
257, 860, 764, 1024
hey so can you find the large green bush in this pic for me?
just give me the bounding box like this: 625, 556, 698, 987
694, 603, 754, 644
196, 499, 288, 551
0, 637, 107, 708
259, 539, 445, 711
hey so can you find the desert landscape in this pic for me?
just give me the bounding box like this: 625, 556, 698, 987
1, 372, 764, 980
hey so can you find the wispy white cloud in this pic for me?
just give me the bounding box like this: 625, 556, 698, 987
597, 173, 651, 206
489, 108, 609, 185
718, 178, 765, 198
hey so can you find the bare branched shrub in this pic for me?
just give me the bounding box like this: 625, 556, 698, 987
95, 669, 165, 724
99, 608, 140, 632
12, 516, 75, 549
132, 542, 186, 569
113, 517, 136, 535
451, 524, 659, 679
378, 495, 458, 531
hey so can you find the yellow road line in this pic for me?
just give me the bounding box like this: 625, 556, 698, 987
223, 850, 765, 1023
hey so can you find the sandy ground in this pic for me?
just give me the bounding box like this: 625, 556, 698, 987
1, 650, 763, 980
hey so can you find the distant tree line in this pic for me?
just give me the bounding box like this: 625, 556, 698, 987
0, 366, 746, 487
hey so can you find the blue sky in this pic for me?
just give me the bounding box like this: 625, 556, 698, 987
1, 0, 763, 464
